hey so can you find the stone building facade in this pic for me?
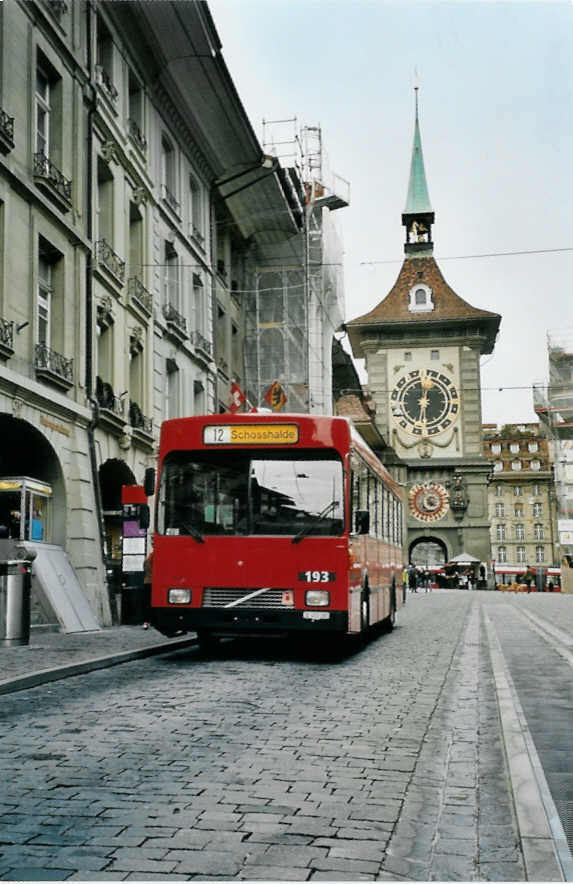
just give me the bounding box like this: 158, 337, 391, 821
483, 423, 560, 570
0, 0, 301, 626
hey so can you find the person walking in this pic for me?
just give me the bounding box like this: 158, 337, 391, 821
408, 565, 418, 593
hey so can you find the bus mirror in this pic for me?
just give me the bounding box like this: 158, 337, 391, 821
144, 468, 156, 497
139, 504, 150, 531
355, 509, 370, 535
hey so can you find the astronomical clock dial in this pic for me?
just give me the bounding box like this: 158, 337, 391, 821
409, 482, 449, 522
391, 368, 460, 436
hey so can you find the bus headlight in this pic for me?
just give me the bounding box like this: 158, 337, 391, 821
305, 590, 330, 607
168, 588, 191, 604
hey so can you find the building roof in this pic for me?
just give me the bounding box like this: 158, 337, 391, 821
346, 255, 501, 355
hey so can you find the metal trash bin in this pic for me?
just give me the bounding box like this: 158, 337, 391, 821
0, 559, 32, 647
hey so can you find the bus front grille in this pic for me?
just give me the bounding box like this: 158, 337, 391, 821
202, 588, 290, 609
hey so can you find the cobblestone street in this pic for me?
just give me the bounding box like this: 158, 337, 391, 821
1, 591, 572, 880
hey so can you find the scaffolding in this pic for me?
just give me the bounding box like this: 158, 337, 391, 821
244, 119, 349, 414
533, 329, 573, 539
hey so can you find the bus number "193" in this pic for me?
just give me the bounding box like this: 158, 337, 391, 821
299, 571, 335, 583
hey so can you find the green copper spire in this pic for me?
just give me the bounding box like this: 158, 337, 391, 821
404, 88, 432, 214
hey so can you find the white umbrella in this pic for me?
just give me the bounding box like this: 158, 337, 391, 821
449, 552, 480, 565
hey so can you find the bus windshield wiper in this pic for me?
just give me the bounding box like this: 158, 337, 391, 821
182, 521, 205, 543
291, 500, 339, 544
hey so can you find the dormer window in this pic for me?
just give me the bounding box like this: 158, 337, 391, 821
408, 283, 434, 313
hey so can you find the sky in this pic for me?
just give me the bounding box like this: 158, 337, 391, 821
209, 0, 573, 426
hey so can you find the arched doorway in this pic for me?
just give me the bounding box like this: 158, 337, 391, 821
0, 414, 65, 544
99, 458, 136, 593
409, 536, 448, 568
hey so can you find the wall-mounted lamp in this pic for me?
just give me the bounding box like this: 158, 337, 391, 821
16, 322, 30, 334
216, 154, 279, 200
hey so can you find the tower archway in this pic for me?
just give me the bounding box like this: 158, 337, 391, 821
409, 536, 448, 568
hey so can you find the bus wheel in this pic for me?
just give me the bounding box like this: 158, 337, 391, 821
360, 590, 370, 637
197, 630, 219, 654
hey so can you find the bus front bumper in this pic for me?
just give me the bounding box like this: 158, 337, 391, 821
149, 607, 348, 638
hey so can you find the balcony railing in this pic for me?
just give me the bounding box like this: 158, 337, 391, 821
127, 277, 152, 315
96, 376, 126, 419
193, 330, 212, 356
161, 184, 180, 215
127, 118, 147, 154
35, 343, 73, 389
218, 357, 229, 377
0, 109, 14, 154
191, 225, 205, 247
163, 303, 187, 337
33, 152, 72, 209
95, 239, 125, 284
129, 400, 152, 435
95, 65, 119, 104
0, 316, 14, 358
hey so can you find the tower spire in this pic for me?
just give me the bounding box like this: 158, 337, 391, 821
402, 85, 434, 255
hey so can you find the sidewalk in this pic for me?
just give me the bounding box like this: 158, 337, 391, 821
0, 624, 197, 696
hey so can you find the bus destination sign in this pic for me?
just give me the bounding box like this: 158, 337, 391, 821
203, 424, 299, 446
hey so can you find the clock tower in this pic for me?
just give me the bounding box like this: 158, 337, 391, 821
346, 91, 501, 569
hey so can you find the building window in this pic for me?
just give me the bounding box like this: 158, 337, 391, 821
532, 484, 541, 496
408, 283, 434, 313
511, 459, 522, 471
536, 546, 545, 563
496, 524, 506, 542
534, 523, 544, 540
38, 252, 52, 346
498, 546, 507, 564
533, 502, 543, 517
495, 485, 503, 497
166, 357, 179, 420
491, 443, 501, 455
515, 523, 525, 541
96, 14, 117, 102
528, 441, 539, 453
493, 461, 503, 473
517, 546, 526, 563
514, 504, 523, 517
530, 459, 541, 471
495, 503, 504, 518
513, 486, 522, 496
97, 156, 114, 244
161, 136, 178, 211
430, 349, 439, 360
510, 442, 520, 454
164, 241, 179, 310
404, 351, 412, 361
35, 65, 51, 157
189, 174, 204, 243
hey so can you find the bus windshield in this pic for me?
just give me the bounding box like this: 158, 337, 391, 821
158, 450, 344, 538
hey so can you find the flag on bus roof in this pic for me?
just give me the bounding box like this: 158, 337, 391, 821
229, 381, 246, 413
264, 381, 287, 411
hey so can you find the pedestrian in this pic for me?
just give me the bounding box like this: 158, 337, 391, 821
547, 580, 554, 593
402, 564, 408, 603
408, 565, 418, 593
524, 566, 534, 593
424, 570, 430, 592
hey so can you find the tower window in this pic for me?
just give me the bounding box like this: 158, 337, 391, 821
408, 283, 434, 314
430, 349, 439, 360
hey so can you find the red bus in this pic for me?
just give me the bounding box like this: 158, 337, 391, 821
146, 413, 404, 648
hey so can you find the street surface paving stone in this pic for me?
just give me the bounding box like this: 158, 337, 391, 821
1, 590, 570, 880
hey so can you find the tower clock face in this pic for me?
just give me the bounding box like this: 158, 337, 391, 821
391, 368, 460, 436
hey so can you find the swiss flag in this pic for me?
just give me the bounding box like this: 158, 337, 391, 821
229, 381, 246, 413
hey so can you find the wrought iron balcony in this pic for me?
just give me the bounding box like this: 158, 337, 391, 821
218, 357, 229, 377
127, 118, 147, 154
95, 239, 125, 284
35, 343, 73, 390
191, 225, 205, 246
128, 277, 152, 315
95, 376, 126, 420
0, 109, 14, 154
0, 316, 14, 358
163, 303, 187, 337
33, 152, 72, 210
129, 400, 152, 435
161, 184, 180, 215
95, 65, 119, 104
192, 330, 212, 356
